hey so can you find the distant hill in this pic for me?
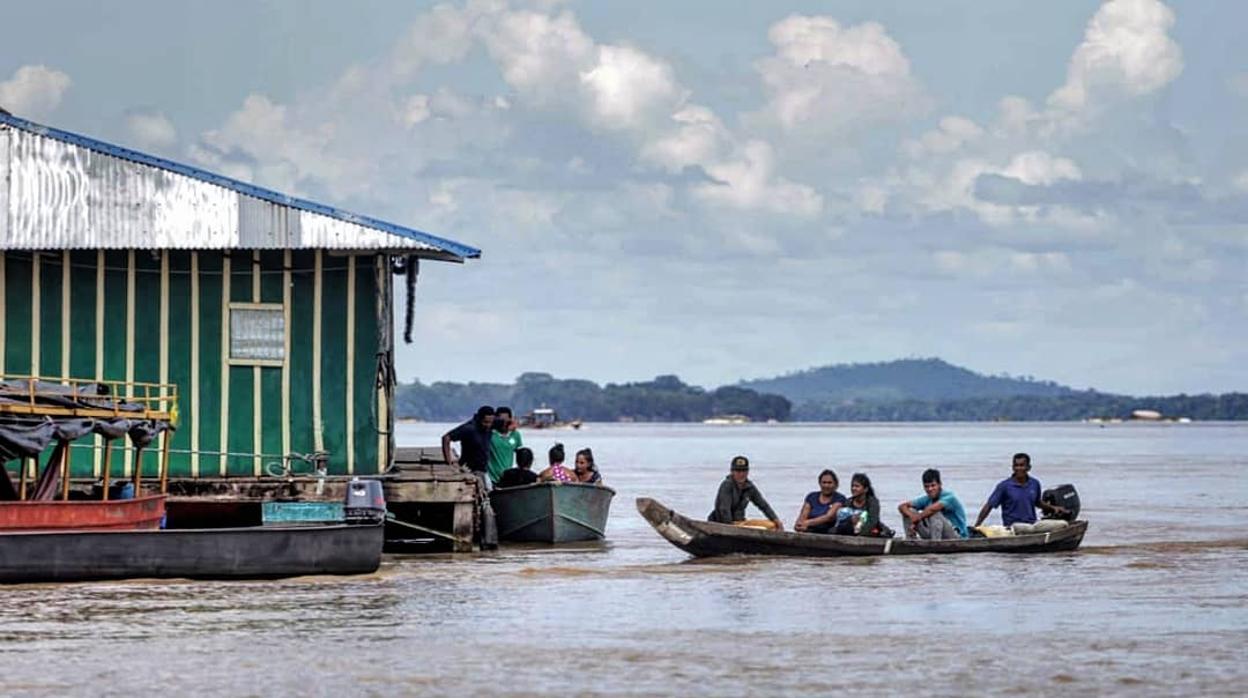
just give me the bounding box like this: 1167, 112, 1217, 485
739, 358, 1077, 405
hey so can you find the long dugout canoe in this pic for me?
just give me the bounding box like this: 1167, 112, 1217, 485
491, 482, 615, 543
637, 497, 1086, 558
0, 522, 384, 583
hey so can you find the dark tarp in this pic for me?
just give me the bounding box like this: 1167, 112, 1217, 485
0, 416, 174, 502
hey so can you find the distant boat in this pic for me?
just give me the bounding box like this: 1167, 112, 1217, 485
519, 407, 582, 430
702, 414, 750, 425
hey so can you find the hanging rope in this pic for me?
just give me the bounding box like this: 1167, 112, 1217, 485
403, 255, 419, 344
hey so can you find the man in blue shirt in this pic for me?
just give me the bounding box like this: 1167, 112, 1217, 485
898, 468, 968, 539
973, 452, 1067, 529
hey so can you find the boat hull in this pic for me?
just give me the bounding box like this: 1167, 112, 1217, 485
491, 482, 615, 543
0, 522, 384, 583
636, 497, 1086, 558
0, 495, 165, 531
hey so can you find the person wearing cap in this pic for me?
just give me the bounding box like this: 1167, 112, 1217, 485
708, 456, 783, 530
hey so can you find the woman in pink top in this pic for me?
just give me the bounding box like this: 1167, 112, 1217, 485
538, 443, 575, 483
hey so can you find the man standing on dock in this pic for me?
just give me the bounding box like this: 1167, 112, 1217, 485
443, 406, 499, 548
488, 406, 523, 486
443, 405, 496, 481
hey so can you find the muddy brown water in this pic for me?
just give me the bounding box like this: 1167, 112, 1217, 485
1, 422, 1245, 696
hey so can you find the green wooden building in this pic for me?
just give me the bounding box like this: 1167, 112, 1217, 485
0, 112, 479, 479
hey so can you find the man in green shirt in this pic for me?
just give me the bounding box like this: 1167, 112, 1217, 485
487, 406, 523, 485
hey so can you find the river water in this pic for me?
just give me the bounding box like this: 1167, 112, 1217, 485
1, 422, 1245, 696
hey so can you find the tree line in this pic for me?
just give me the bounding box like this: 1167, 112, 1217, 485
792, 392, 1248, 422
394, 372, 792, 422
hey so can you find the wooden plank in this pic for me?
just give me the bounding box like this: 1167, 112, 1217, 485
197, 253, 224, 477
68, 251, 97, 479
353, 254, 379, 474
39, 251, 62, 378
319, 256, 349, 474
102, 251, 129, 476
451, 502, 476, 553
288, 251, 316, 462
133, 251, 162, 477
226, 365, 253, 476
3, 254, 31, 375
166, 251, 194, 477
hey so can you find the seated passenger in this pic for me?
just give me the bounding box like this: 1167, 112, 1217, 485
898, 468, 968, 540
708, 455, 784, 530
972, 452, 1067, 530
538, 443, 576, 483
497, 447, 538, 488
572, 447, 602, 484
834, 473, 884, 536
794, 469, 847, 534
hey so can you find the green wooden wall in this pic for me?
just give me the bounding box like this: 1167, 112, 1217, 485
0, 250, 392, 478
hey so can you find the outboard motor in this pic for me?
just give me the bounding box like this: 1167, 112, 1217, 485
1042, 484, 1080, 521
344, 478, 386, 525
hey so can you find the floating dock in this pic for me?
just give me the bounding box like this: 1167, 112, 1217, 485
162, 446, 481, 552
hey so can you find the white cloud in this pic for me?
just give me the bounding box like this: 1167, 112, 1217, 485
1233, 171, 1248, 194
755, 15, 925, 135
0, 65, 71, 118
913, 150, 1083, 227
903, 116, 984, 159
1048, 0, 1182, 115
478, 9, 595, 106
933, 248, 1072, 278
579, 44, 684, 131
1001, 150, 1082, 186
125, 110, 177, 149
692, 140, 823, 217
390, 2, 477, 79
400, 94, 432, 126
639, 104, 731, 172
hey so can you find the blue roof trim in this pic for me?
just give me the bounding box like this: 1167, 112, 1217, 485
0, 112, 480, 259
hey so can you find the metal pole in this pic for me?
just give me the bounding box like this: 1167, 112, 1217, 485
132, 445, 144, 497
159, 430, 171, 495
101, 442, 113, 501
60, 441, 71, 501
18, 457, 28, 501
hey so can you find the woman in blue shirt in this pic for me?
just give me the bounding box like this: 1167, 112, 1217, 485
794, 469, 847, 534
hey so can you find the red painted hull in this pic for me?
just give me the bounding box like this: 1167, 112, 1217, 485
0, 495, 165, 531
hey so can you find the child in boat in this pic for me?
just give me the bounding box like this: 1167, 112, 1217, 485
538, 443, 576, 483
794, 469, 846, 534
572, 448, 602, 484
498, 447, 538, 488
833, 473, 883, 536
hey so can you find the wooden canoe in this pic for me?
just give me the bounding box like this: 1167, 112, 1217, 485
490, 482, 615, 542
0, 521, 384, 584
0, 495, 165, 531
636, 497, 1087, 558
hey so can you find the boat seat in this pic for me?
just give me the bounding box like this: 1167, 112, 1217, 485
1010, 520, 1069, 535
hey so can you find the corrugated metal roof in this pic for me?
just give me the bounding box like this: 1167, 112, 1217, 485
0, 112, 480, 261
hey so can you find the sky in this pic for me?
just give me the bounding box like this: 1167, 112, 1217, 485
2, 0, 1246, 395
